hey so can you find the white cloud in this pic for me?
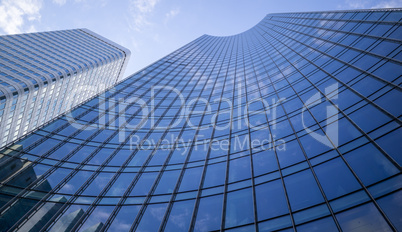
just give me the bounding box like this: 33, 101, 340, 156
0, 0, 42, 35
166, 8, 180, 19
164, 8, 180, 24
52, 0, 67, 6
153, 33, 160, 42
128, 0, 159, 32
344, 0, 402, 9
372, 0, 402, 8
345, 0, 368, 9
133, 0, 158, 12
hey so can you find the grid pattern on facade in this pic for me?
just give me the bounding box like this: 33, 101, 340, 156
0, 9, 401, 232
0, 29, 130, 147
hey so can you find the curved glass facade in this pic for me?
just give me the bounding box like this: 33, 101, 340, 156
0, 9, 401, 231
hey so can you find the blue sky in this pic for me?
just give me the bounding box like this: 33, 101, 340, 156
0, 0, 400, 78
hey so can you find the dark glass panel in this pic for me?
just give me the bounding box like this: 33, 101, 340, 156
252, 149, 278, 176
194, 194, 223, 232
79, 206, 114, 232
255, 179, 289, 220
314, 157, 361, 199
296, 216, 338, 232
336, 203, 393, 232
284, 169, 325, 211
106, 173, 135, 196
179, 167, 203, 192
129, 172, 158, 196
225, 188, 254, 228
135, 203, 168, 231
164, 199, 195, 231
377, 190, 402, 231
108, 205, 141, 231
375, 128, 402, 166
277, 139, 305, 168
203, 161, 226, 188
228, 156, 251, 183
344, 143, 399, 185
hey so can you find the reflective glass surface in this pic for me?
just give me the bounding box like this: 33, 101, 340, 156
0, 8, 401, 232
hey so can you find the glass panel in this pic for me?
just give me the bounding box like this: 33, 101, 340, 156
258, 215, 293, 232
106, 173, 135, 196
314, 157, 361, 199
327, 117, 362, 146
228, 156, 251, 183
81, 172, 114, 196
154, 170, 180, 194
277, 139, 305, 168
225, 188, 254, 228
284, 169, 324, 211
344, 143, 399, 185
252, 150, 279, 176
135, 203, 167, 231
375, 128, 402, 166
299, 133, 333, 158
203, 162, 226, 188
377, 190, 402, 231
179, 167, 203, 192
348, 104, 391, 133
108, 206, 141, 231
129, 172, 158, 196
188, 145, 208, 162
79, 206, 114, 232
48, 205, 89, 232
255, 179, 289, 220
225, 224, 255, 232
164, 199, 195, 231
296, 216, 338, 232
336, 203, 393, 232
194, 194, 223, 232
57, 170, 91, 195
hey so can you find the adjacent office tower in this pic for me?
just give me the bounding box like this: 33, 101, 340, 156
0, 8, 401, 232
0, 29, 130, 148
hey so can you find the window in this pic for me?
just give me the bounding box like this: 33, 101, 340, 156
297, 216, 338, 232
109, 205, 141, 231
203, 162, 226, 188
81, 172, 114, 196
79, 206, 114, 232
284, 169, 325, 211
336, 203, 393, 232
314, 157, 361, 199
344, 143, 399, 185
375, 128, 402, 166
299, 133, 333, 158
154, 170, 180, 194
252, 150, 278, 176
135, 203, 168, 231
225, 188, 255, 228
164, 199, 195, 231
194, 195, 223, 232
255, 179, 289, 220
179, 167, 203, 192
377, 190, 402, 230
277, 139, 305, 168
348, 104, 391, 133
129, 172, 158, 196
228, 156, 251, 183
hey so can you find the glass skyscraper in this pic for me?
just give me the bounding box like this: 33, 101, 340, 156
0, 8, 401, 232
0, 29, 130, 148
